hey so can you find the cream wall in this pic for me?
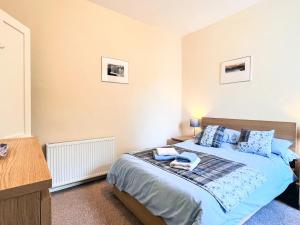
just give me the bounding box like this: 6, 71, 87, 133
0, 0, 181, 154
182, 0, 300, 146
2, 0, 299, 153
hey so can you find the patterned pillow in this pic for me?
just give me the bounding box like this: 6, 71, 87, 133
238, 129, 275, 157
222, 128, 241, 144
195, 125, 225, 148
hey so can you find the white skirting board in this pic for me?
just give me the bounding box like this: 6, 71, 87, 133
49, 175, 106, 192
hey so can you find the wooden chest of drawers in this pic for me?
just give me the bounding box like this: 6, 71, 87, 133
0, 137, 52, 225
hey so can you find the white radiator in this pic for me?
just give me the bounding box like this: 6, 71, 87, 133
46, 137, 115, 191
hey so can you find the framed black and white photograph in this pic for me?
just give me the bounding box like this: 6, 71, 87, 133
220, 56, 252, 84
102, 57, 128, 84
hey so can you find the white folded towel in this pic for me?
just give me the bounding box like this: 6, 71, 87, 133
156, 148, 179, 156
170, 157, 201, 171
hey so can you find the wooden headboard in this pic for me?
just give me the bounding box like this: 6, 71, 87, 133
201, 117, 297, 151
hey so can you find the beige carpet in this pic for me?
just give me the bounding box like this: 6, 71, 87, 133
52, 180, 142, 225
52, 180, 300, 225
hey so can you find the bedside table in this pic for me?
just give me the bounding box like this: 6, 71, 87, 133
167, 135, 194, 145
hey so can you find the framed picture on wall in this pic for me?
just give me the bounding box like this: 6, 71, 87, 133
102, 57, 128, 84
220, 56, 252, 84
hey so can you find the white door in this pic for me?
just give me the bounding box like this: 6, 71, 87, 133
0, 18, 27, 138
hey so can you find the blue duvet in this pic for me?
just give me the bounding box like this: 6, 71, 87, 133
107, 140, 295, 225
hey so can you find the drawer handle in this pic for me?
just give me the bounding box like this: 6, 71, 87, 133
0, 44, 5, 49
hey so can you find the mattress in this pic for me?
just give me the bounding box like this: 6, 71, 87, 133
107, 140, 295, 225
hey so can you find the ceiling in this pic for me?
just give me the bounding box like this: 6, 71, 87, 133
92, 0, 261, 36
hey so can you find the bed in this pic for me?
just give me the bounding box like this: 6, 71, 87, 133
107, 117, 298, 225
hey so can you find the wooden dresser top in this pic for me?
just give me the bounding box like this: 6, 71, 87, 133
0, 137, 52, 200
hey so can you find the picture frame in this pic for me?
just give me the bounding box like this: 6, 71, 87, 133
220, 56, 252, 84
101, 57, 128, 84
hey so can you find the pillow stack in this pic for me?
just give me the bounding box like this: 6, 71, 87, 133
195, 125, 299, 163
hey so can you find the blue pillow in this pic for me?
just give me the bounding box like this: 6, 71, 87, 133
271, 138, 299, 164
238, 129, 274, 157
271, 138, 293, 155
281, 149, 300, 165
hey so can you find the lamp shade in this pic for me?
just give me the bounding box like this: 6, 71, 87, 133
190, 118, 200, 128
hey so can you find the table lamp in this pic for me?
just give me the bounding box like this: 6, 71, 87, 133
190, 118, 200, 137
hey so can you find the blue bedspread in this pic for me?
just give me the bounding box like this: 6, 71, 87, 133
130, 147, 266, 212
107, 140, 295, 225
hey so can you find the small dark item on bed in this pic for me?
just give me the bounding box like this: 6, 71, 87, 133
0, 143, 8, 157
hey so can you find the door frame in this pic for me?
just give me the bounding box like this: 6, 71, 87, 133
0, 9, 31, 137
